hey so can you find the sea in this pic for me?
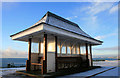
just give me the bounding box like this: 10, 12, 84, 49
0, 58, 119, 77
0, 58, 28, 68
0, 58, 118, 68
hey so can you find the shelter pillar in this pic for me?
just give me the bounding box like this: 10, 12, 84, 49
55, 36, 58, 72
42, 34, 47, 74
90, 44, 93, 66
70, 46, 72, 55
86, 43, 88, 59
78, 45, 80, 54
26, 38, 32, 71
66, 46, 67, 55
59, 43, 62, 56
86, 43, 89, 67
38, 41, 41, 54
75, 46, 77, 54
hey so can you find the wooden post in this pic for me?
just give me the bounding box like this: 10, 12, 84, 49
70, 46, 72, 55
38, 42, 41, 54
26, 38, 32, 71
28, 38, 32, 61
75, 46, 77, 54
66, 46, 67, 55
60, 42, 62, 56
55, 36, 57, 72
42, 34, 47, 74
90, 44, 93, 66
86, 43, 88, 60
86, 43, 89, 67
78, 45, 80, 54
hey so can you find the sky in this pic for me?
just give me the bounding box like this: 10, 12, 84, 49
1, 2, 119, 58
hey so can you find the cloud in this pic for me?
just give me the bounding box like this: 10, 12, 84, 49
66, 16, 78, 20
109, 4, 118, 14
94, 35, 105, 40
94, 46, 119, 51
2, 47, 28, 58
94, 31, 117, 40
78, 2, 115, 32
85, 2, 114, 15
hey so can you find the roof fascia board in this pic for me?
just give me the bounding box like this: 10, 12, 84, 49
10, 22, 103, 43
43, 23, 103, 43
43, 24, 102, 45
11, 24, 43, 40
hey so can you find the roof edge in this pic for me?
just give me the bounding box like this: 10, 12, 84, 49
43, 22, 103, 43
10, 22, 103, 43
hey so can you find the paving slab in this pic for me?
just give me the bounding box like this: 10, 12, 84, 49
58, 67, 116, 78
95, 67, 119, 76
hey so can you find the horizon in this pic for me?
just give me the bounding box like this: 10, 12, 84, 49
1, 2, 118, 58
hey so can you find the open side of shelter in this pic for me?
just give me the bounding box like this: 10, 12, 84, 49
10, 11, 103, 74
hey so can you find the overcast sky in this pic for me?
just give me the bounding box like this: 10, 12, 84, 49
1, 2, 118, 58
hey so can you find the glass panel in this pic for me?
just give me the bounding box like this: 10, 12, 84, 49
62, 46, 66, 54
31, 42, 39, 53
88, 44, 90, 54
67, 47, 71, 54
72, 47, 75, 54
76, 46, 78, 54
57, 45, 60, 53
81, 45, 86, 54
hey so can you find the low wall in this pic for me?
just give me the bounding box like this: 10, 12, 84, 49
31, 53, 39, 63
31, 53, 39, 70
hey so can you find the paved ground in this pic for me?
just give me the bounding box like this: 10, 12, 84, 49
1, 67, 26, 76
95, 67, 119, 76
58, 67, 119, 78
1, 66, 119, 78
1, 60, 119, 78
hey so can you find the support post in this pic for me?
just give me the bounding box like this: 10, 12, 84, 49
66, 46, 67, 55
55, 36, 57, 72
78, 45, 80, 54
90, 44, 93, 66
86, 43, 88, 60
60, 42, 62, 56
75, 46, 77, 54
70, 46, 72, 55
42, 34, 47, 74
26, 38, 32, 71
86, 43, 89, 67
38, 42, 41, 55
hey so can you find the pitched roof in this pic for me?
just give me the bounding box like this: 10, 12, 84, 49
31, 11, 91, 38
10, 11, 103, 43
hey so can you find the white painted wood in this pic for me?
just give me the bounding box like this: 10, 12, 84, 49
11, 23, 101, 45
47, 52, 55, 73
47, 35, 55, 73
43, 24, 102, 45
11, 24, 43, 40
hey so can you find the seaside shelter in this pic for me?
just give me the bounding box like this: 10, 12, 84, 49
10, 11, 103, 74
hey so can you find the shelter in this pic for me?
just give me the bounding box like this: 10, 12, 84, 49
10, 11, 103, 74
